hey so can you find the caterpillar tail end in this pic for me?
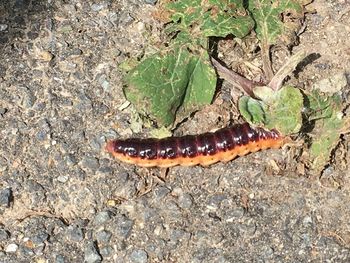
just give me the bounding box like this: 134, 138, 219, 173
106, 140, 116, 154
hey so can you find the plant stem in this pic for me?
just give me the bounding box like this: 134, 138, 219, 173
268, 49, 307, 90
261, 41, 274, 82
211, 57, 260, 98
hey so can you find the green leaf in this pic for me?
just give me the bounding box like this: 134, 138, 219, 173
238, 96, 267, 125
239, 86, 304, 135
166, 0, 254, 46
306, 90, 342, 120
124, 47, 216, 127
306, 90, 346, 172
248, 0, 306, 45
177, 52, 217, 121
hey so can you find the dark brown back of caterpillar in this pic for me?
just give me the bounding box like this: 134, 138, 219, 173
106, 123, 283, 167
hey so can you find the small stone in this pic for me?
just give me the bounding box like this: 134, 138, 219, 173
18, 245, 34, 256
58, 61, 77, 73
36, 130, 47, 141
144, 0, 157, 5
97, 74, 110, 92
129, 249, 148, 263
79, 156, 100, 171
178, 193, 193, 209
91, 2, 109, 12
99, 246, 113, 257
114, 214, 133, 239
170, 229, 189, 242
206, 194, 227, 210
0, 188, 12, 207
0, 24, 8, 31
0, 107, 7, 116
65, 154, 77, 166
31, 231, 49, 245
96, 230, 112, 243
224, 207, 245, 222
67, 225, 84, 242
22, 91, 37, 108
84, 241, 102, 263
119, 12, 134, 27
154, 186, 170, 199
55, 254, 66, 263
57, 175, 69, 183
5, 243, 18, 253
302, 216, 313, 227
313, 72, 347, 93
94, 211, 112, 225
0, 229, 10, 241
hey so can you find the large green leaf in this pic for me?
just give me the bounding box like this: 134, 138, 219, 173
239, 86, 304, 135
124, 48, 216, 127
248, 0, 306, 45
166, 0, 254, 46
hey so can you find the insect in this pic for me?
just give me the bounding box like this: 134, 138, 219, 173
106, 123, 284, 168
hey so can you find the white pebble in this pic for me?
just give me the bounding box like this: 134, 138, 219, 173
5, 243, 18, 253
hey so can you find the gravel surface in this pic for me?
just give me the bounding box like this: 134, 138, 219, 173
1, 0, 350, 262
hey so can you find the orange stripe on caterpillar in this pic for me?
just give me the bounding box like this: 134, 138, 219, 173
106, 123, 284, 168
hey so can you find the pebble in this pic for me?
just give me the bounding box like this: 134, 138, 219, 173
0, 188, 12, 207
99, 246, 113, 257
22, 90, 37, 108
313, 72, 347, 93
18, 245, 34, 256
36, 130, 48, 141
129, 249, 148, 263
91, 2, 109, 12
65, 154, 78, 166
84, 241, 102, 263
67, 225, 84, 242
0, 107, 7, 116
96, 230, 112, 243
57, 175, 69, 183
114, 214, 133, 239
79, 156, 100, 171
153, 186, 170, 200
178, 193, 193, 209
97, 74, 110, 92
206, 194, 227, 210
0, 24, 8, 31
94, 211, 112, 225
0, 157, 7, 172
224, 207, 245, 222
55, 254, 66, 263
0, 229, 10, 241
31, 231, 49, 245
302, 216, 313, 227
144, 0, 157, 5
5, 243, 18, 253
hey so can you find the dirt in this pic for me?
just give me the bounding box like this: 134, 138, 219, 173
0, 0, 349, 262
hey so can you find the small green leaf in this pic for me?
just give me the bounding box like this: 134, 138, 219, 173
306, 90, 341, 120
266, 86, 303, 134
238, 96, 266, 125
239, 86, 304, 135
124, 47, 216, 127
306, 90, 346, 172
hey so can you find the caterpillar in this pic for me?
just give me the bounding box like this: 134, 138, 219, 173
106, 123, 284, 168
